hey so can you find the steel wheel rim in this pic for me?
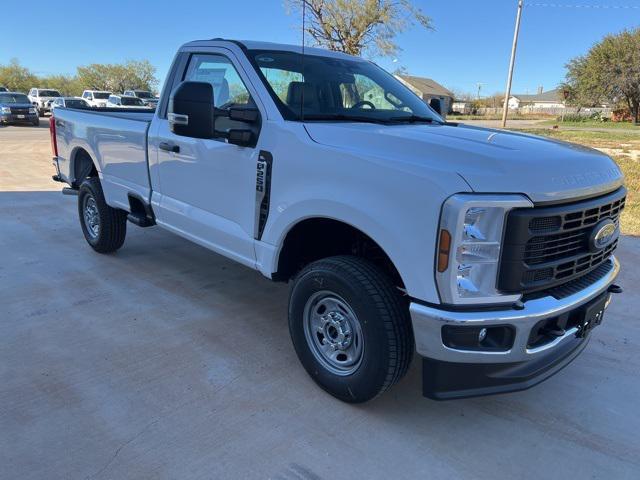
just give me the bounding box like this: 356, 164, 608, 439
83, 194, 100, 239
303, 291, 364, 376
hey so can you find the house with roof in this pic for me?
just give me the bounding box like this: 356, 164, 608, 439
394, 75, 455, 114
507, 88, 565, 109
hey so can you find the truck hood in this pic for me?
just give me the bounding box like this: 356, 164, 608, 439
1, 102, 32, 109
303, 122, 623, 203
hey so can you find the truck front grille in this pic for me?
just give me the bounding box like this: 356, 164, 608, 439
499, 187, 625, 294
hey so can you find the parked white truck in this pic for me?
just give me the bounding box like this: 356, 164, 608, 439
50, 39, 625, 402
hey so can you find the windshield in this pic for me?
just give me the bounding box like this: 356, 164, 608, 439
248, 49, 442, 124
135, 91, 153, 99
39, 90, 61, 97
66, 99, 89, 108
0, 93, 30, 104
121, 97, 145, 106
93, 92, 110, 99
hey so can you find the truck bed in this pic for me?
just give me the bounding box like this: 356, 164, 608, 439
54, 107, 154, 210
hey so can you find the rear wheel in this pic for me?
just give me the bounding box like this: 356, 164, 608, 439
288, 256, 414, 403
32, 118, 39, 127
78, 177, 127, 253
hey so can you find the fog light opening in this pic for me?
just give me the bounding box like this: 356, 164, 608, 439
442, 325, 514, 352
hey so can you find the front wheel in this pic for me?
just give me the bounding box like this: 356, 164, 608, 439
288, 256, 414, 403
78, 177, 127, 253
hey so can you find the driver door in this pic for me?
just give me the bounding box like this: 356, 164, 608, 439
150, 50, 262, 268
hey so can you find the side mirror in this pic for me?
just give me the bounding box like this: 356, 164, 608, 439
429, 98, 442, 115
169, 81, 214, 139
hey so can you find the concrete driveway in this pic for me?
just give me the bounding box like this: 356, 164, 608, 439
1, 119, 639, 479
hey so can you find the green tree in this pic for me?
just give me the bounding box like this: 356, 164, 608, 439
39, 74, 84, 96
287, 0, 432, 57
76, 60, 158, 93
0, 58, 38, 92
565, 28, 640, 123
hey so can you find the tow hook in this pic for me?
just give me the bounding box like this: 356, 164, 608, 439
608, 284, 623, 294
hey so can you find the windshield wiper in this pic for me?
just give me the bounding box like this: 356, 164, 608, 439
301, 114, 390, 125
388, 115, 442, 124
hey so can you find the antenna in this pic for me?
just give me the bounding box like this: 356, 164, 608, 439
300, 0, 306, 121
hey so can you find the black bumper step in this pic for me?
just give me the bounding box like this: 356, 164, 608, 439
127, 212, 155, 228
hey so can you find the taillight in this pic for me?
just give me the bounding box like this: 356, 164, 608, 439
50, 114, 58, 157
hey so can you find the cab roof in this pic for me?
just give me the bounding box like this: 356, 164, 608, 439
181, 39, 365, 62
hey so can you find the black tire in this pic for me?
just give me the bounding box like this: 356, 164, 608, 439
32, 118, 39, 127
288, 256, 414, 403
78, 177, 127, 253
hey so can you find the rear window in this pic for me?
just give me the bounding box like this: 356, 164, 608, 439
0, 93, 30, 103
135, 91, 153, 99
121, 97, 145, 106
66, 99, 89, 109
39, 90, 61, 97
93, 92, 110, 99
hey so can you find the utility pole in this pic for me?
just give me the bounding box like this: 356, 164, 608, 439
501, 0, 524, 128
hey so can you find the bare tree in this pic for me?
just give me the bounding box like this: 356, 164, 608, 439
287, 0, 433, 57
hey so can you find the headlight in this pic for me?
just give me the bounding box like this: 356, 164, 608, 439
0, 106, 10, 114
436, 194, 533, 305
29, 107, 36, 114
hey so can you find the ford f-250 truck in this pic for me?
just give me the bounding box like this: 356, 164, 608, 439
50, 39, 625, 402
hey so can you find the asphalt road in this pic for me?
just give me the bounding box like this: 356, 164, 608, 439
1, 119, 639, 479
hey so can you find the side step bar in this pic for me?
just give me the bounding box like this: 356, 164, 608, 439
127, 212, 156, 228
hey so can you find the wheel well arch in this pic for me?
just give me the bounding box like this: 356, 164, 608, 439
71, 147, 98, 187
274, 217, 405, 288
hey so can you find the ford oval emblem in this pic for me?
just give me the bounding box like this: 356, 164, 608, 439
589, 219, 619, 252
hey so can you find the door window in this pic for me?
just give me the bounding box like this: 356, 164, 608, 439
184, 54, 252, 108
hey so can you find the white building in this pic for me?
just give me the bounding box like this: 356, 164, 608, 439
507, 88, 565, 110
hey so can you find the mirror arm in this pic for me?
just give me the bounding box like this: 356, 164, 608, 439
214, 106, 259, 123
214, 128, 254, 147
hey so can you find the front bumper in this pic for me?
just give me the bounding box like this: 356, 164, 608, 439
410, 256, 619, 399
0, 113, 38, 124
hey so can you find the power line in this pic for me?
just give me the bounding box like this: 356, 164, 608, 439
525, 2, 640, 9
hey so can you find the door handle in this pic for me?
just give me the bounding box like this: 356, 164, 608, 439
159, 142, 180, 153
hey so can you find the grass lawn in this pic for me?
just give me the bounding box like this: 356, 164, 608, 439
510, 128, 640, 235
539, 119, 639, 129
449, 114, 554, 121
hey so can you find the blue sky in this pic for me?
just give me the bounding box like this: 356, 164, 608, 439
1, 0, 638, 96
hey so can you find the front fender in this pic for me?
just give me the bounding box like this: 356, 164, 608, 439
258, 198, 440, 303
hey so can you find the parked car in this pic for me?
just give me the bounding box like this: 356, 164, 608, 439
50, 39, 625, 403
0, 86, 8, 92
106, 95, 150, 109
0, 92, 39, 126
123, 90, 159, 108
50, 97, 91, 111
27, 88, 62, 116
81, 90, 111, 108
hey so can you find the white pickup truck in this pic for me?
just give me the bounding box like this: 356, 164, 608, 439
50, 39, 625, 402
